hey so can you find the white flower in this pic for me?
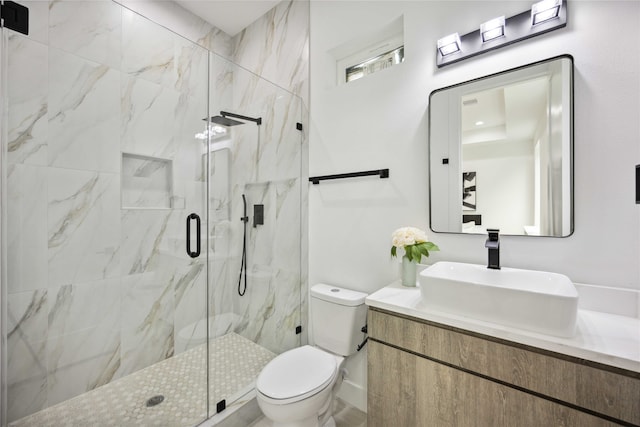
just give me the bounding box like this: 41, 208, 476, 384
390, 226, 439, 262
391, 227, 428, 248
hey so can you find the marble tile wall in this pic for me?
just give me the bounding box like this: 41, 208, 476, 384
117, 0, 310, 103
4, 0, 308, 423
226, 0, 309, 352
4, 2, 208, 422
207, 54, 304, 357
116, 0, 233, 59
231, 0, 310, 102
112, 0, 311, 344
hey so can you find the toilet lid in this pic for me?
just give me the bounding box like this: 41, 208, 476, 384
257, 345, 337, 400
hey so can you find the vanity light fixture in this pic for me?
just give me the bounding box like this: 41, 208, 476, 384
437, 33, 462, 56
436, 0, 566, 67
531, 0, 562, 26
480, 16, 505, 43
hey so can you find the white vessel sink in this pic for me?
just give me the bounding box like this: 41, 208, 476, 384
419, 262, 578, 337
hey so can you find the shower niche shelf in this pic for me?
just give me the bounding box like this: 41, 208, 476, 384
121, 152, 174, 209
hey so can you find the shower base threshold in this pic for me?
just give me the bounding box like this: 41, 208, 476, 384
10, 333, 275, 427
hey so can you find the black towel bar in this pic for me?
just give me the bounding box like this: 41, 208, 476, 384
309, 169, 389, 185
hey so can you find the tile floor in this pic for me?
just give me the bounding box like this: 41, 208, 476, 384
10, 333, 275, 427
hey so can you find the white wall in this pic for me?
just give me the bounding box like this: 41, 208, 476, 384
309, 0, 640, 410
463, 140, 535, 234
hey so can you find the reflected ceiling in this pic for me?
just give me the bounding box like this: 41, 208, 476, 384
461, 77, 548, 146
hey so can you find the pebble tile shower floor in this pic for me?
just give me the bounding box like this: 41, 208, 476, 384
10, 333, 275, 427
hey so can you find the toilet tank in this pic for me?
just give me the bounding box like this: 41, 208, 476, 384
311, 284, 368, 356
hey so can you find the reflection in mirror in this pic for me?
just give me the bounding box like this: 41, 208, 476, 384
429, 55, 573, 237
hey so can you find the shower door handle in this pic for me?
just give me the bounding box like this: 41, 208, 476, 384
186, 213, 201, 258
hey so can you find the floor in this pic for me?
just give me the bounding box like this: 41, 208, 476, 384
10, 333, 275, 427
249, 398, 367, 427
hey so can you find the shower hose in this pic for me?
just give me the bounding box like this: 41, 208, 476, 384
238, 194, 248, 296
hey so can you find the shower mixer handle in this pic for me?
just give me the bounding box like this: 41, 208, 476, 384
240, 194, 249, 223
186, 213, 201, 258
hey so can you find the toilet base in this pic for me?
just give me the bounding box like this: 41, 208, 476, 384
264, 414, 335, 427
258, 388, 339, 427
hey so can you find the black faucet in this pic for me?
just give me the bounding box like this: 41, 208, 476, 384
485, 229, 500, 270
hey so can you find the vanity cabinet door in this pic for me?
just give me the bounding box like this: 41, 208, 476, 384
368, 309, 640, 425
367, 340, 620, 427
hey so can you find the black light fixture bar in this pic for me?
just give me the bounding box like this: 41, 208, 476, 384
309, 169, 389, 185
436, 2, 567, 68
221, 110, 262, 126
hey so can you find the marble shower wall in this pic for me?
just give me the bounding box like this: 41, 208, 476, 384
231, 0, 310, 102
5, 3, 209, 422
228, 0, 310, 347
109, 0, 311, 343
5, 0, 308, 422
115, 0, 233, 59
115, 0, 310, 104
207, 55, 303, 357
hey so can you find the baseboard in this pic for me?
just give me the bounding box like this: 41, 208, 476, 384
336, 379, 367, 413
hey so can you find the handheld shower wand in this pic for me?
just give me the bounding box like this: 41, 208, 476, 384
238, 194, 248, 296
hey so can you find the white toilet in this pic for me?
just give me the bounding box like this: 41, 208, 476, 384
256, 283, 368, 427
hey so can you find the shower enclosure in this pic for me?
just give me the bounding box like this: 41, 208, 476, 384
1, 2, 304, 426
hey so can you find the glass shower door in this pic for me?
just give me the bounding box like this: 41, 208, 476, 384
117, 6, 211, 425
2, 3, 211, 426
207, 54, 304, 414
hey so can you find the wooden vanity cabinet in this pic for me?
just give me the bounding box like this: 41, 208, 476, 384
367, 308, 640, 427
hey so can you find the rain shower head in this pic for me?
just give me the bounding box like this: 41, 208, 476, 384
203, 111, 262, 127
208, 115, 245, 127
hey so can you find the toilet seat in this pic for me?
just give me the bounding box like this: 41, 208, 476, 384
257, 345, 338, 404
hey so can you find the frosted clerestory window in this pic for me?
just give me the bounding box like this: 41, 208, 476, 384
345, 46, 404, 83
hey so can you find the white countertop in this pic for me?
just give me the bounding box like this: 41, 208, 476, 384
366, 281, 640, 373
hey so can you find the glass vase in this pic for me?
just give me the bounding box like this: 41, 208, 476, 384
401, 256, 417, 287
